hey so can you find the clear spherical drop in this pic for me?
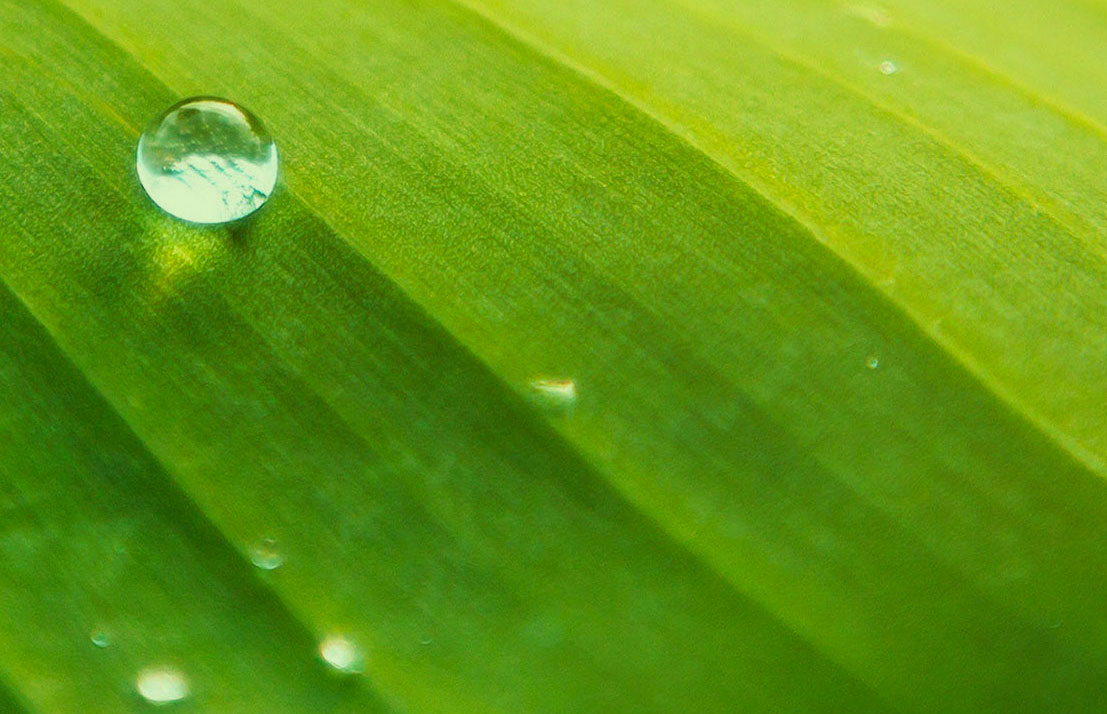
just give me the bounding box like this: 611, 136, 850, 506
249, 537, 285, 571
136, 97, 278, 224
319, 635, 364, 673
135, 667, 189, 704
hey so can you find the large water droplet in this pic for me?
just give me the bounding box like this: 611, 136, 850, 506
136, 97, 278, 224
319, 635, 363, 673
249, 537, 285, 570
136, 667, 189, 704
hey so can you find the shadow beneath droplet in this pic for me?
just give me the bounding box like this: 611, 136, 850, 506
224, 207, 262, 246
223, 180, 286, 252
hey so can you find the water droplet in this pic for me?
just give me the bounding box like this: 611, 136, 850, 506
866, 355, 880, 369
136, 667, 189, 704
418, 635, 433, 646
530, 378, 578, 408
90, 630, 111, 648
249, 537, 285, 571
879, 60, 898, 75
319, 635, 363, 673
137, 97, 278, 224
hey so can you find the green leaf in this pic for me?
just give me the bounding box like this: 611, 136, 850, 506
1, 0, 1104, 712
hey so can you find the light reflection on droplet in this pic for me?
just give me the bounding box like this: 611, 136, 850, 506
319, 635, 363, 673
136, 667, 189, 704
249, 537, 285, 571
866, 355, 880, 370
879, 60, 898, 75
90, 630, 111, 648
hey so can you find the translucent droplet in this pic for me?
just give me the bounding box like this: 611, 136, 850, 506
137, 97, 278, 224
90, 630, 111, 648
879, 60, 898, 75
319, 635, 363, 673
136, 667, 189, 704
530, 378, 578, 408
249, 537, 285, 571
866, 355, 880, 369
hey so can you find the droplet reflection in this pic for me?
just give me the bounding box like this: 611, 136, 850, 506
319, 635, 363, 673
136, 667, 189, 704
530, 378, 578, 409
249, 537, 285, 571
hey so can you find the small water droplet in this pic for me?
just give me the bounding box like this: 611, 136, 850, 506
319, 635, 363, 673
530, 378, 578, 408
418, 635, 433, 646
879, 60, 898, 75
249, 537, 285, 571
136, 667, 189, 704
137, 97, 278, 224
866, 355, 880, 369
90, 630, 111, 648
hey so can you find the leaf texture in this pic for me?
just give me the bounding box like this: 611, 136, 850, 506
0, 0, 1104, 712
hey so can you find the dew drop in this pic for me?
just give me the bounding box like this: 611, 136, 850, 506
530, 378, 578, 408
879, 60, 898, 75
249, 537, 285, 571
866, 355, 880, 369
136, 667, 189, 704
319, 635, 363, 673
90, 630, 111, 648
136, 97, 278, 224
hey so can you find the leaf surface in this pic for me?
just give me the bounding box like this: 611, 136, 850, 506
1, 0, 1105, 712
